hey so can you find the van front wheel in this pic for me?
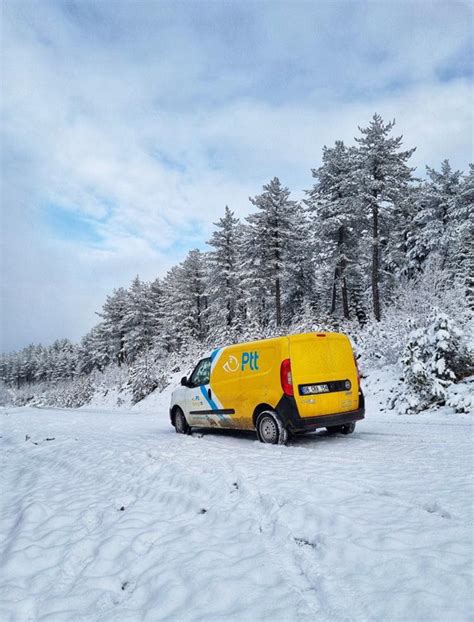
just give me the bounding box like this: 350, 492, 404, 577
256, 411, 288, 445
174, 408, 191, 435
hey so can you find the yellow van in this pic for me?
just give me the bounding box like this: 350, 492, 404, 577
169, 332, 364, 444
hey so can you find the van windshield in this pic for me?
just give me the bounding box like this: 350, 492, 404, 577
189, 358, 211, 387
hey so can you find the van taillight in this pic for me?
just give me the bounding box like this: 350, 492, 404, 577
353, 355, 361, 387
280, 358, 294, 396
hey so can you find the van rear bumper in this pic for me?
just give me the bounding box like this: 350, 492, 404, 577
276, 392, 365, 433
292, 409, 365, 432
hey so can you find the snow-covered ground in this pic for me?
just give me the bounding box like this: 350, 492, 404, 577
1, 386, 473, 621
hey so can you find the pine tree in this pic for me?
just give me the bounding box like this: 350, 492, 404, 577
454, 164, 474, 309
283, 203, 318, 323
123, 276, 154, 362
400, 309, 473, 412
355, 114, 415, 321
128, 349, 161, 404
408, 160, 462, 274
159, 250, 208, 351
98, 287, 129, 365
207, 206, 242, 340
245, 177, 297, 327
78, 323, 112, 374
307, 141, 362, 319
182, 249, 208, 341
148, 277, 164, 338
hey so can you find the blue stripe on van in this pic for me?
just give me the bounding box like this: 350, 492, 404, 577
210, 348, 220, 362
200, 385, 219, 412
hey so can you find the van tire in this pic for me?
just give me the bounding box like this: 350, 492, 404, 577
256, 411, 288, 445
175, 408, 191, 435
340, 422, 356, 435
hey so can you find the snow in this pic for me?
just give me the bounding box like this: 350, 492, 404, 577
1, 386, 473, 621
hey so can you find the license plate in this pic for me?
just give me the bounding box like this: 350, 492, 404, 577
300, 383, 329, 395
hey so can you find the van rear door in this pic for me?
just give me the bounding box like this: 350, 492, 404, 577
289, 333, 359, 418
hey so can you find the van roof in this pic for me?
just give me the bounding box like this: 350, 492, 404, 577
202, 332, 344, 357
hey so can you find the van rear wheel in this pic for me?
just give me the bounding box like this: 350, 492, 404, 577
326, 423, 356, 435
256, 411, 288, 445
175, 408, 191, 435
340, 422, 356, 435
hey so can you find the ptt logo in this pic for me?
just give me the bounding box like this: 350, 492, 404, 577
223, 355, 239, 373
222, 351, 260, 373
242, 351, 259, 371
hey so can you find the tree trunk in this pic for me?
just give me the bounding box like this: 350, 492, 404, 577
342, 276, 350, 319
331, 226, 350, 319
118, 332, 125, 366
338, 226, 350, 320
372, 204, 381, 321
330, 267, 338, 314
275, 277, 282, 326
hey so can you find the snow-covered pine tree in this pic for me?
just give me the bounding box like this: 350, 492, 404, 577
454, 163, 474, 310
385, 182, 421, 282
207, 206, 243, 341
128, 348, 162, 404
408, 160, 462, 275
181, 249, 208, 342
399, 309, 473, 413
306, 141, 363, 320
97, 287, 129, 365
244, 177, 297, 327
283, 202, 319, 324
354, 114, 415, 321
78, 323, 112, 374
159, 250, 209, 351
17, 344, 35, 385
122, 276, 154, 363
158, 266, 183, 353
148, 277, 164, 339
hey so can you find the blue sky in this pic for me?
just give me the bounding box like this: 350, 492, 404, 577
1, 0, 473, 351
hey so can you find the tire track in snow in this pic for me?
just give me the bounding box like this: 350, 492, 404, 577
224, 453, 362, 622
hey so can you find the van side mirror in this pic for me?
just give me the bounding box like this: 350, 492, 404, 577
180, 376, 188, 386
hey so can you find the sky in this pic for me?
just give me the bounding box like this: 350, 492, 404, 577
1, 0, 473, 352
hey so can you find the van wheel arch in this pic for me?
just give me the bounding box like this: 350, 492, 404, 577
252, 403, 275, 429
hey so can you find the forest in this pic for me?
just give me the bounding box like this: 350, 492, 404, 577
1, 114, 473, 413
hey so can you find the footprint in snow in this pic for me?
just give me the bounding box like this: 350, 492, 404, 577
423, 502, 451, 519
294, 536, 320, 549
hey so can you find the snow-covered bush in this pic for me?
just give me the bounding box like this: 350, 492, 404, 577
350, 259, 469, 371
396, 310, 473, 413
0, 382, 14, 406
32, 376, 96, 408
128, 352, 165, 404
445, 379, 474, 414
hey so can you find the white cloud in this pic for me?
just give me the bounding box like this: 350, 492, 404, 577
1, 0, 472, 350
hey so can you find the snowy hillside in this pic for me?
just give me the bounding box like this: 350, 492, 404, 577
1, 382, 472, 621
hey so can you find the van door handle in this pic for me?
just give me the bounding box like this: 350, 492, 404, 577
208, 388, 212, 399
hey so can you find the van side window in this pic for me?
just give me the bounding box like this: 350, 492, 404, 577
189, 358, 212, 387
